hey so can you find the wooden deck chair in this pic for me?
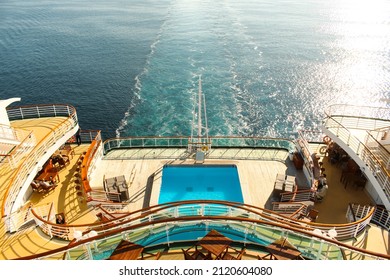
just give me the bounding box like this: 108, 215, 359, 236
274, 173, 285, 190
31, 180, 43, 193
154, 251, 162, 260
139, 251, 162, 260
306, 208, 319, 221
182, 249, 196, 260
182, 248, 209, 260
222, 248, 246, 260
116, 175, 126, 185
284, 175, 296, 192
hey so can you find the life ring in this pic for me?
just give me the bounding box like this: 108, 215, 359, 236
323, 136, 331, 144
201, 145, 209, 152
319, 146, 327, 155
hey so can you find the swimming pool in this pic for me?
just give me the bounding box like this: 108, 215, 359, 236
158, 165, 243, 204
92, 223, 269, 260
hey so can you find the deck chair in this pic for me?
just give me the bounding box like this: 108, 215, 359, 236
116, 175, 126, 184
182, 248, 209, 260
221, 248, 246, 260
139, 251, 162, 260
104, 177, 117, 192
39, 180, 57, 192
306, 209, 319, 221
274, 173, 285, 191
284, 175, 296, 192
115, 175, 127, 189
182, 249, 196, 260
31, 181, 42, 193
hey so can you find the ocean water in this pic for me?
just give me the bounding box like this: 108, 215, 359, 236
1, 0, 389, 139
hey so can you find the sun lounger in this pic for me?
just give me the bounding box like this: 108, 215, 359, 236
284, 175, 296, 192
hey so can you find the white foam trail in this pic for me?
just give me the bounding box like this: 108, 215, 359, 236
116, 8, 172, 138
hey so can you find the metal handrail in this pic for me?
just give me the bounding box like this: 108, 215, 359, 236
325, 104, 390, 121
31, 199, 376, 242
2, 105, 78, 225
371, 206, 390, 230
103, 136, 295, 155
23, 200, 387, 260
323, 116, 390, 203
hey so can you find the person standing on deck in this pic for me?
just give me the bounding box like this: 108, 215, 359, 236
76, 128, 81, 146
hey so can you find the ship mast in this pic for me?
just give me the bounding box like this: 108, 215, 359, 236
198, 76, 202, 145
188, 75, 211, 154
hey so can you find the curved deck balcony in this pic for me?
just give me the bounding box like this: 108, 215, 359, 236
17, 200, 389, 260
321, 104, 390, 210
1, 104, 79, 232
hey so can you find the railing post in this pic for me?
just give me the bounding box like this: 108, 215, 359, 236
65, 251, 70, 260
174, 207, 178, 218
47, 224, 53, 239
244, 227, 248, 246
316, 239, 324, 260
165, 224, 170, 247
353, 222, 360, 238
84, 244, 93, 260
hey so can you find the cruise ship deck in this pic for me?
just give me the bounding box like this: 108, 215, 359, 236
0, 112, 389, 260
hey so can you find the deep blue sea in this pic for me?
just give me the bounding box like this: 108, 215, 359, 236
1, 0, 389, 139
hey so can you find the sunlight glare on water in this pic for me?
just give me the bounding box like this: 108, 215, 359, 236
117, 0, 390, 138
0, 0, 389, 138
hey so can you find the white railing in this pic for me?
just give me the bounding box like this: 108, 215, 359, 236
31, 200, 376, 243
323, 116, 390, 203
325, 104, 390, 121
280, 190, 315, 202
0, 127, 36, 169
92, 203, 132, 215
26, 200, 384, 260
7, 104, 75, 120
3, 105, 78, 231
271, 202, 308, 219
296, 132, 315, 184
103, 136, 295, 154
0, 124, 17, 140
371, 206, 390, 231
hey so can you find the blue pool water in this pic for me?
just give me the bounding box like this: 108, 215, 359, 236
135, 224, 268, 247
158, 165, 243, 204
93, 224, 269, 259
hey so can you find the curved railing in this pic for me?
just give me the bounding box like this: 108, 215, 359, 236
371, 206, 390, 231
323, 110, 390, 204
2, 104, 78, 227
79, 133, 102, 195
325, 104, 390, 121
0, 126, 35, 169
103, 136, 295, 156
23, 200, 387, 260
